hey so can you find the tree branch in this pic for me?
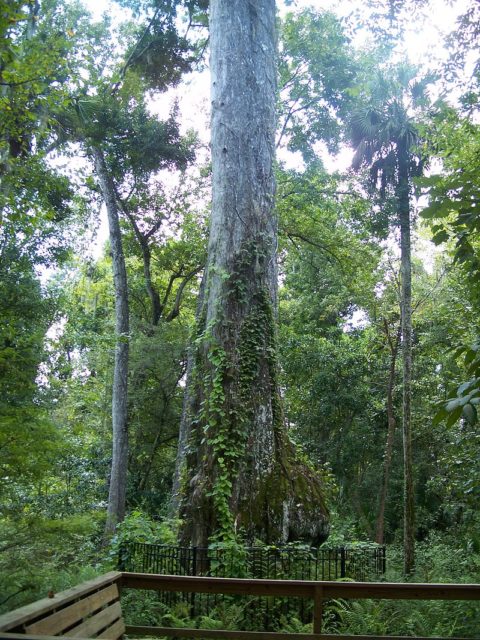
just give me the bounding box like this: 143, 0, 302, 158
283, 229, 344, 268
0, 586, 33, 607
165, 265, 203, 322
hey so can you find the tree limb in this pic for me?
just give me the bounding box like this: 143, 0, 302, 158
165, 265, 203, 322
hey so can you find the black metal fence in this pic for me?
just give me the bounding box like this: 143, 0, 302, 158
119, 542, 386, 582
119, 543, 386, 630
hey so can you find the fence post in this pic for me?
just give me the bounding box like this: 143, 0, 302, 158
117, 543, 128, 571
192, 546, 197, 576
313, 585, 323, 634
190, 547, 198, 619
340, 546, 346, 578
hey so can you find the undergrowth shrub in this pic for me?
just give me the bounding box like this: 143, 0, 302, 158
323, 538, 480, 637
0, 513, 103, 613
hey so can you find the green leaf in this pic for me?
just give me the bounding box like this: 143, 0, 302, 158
432, 229, 449, 245
432, 406, 447, 426
462, 403, 478, 425
446, 405, 463, 427
446, 398, 462, 412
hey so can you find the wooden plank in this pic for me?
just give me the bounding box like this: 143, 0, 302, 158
124, 626, 472, 640
0, 573, 122, 632
312, 586, 323, 634
322, 581, 480, 601
25, 585, 119, 636
120, 573, 480, 601
0, 634, 92, 640
64, 601, 122, 638
97, 617, 125, 640
120, 574, 314, 598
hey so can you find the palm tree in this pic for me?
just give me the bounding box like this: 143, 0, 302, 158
350, 66, 427, 574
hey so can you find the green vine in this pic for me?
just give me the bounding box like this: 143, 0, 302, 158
201, 343, 237, 538
187, 240, 284, 542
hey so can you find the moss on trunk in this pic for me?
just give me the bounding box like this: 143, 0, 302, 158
178, 0, 329, 548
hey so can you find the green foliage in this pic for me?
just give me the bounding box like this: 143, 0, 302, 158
420, 112, 480, 286
420, 109, 480, 426
0, 513, 102, 613
0, 243, 60, 500
196, 338, 239, 539
349, 62, 429, 202
109, 511, 181, 574
335, 540, 480, 636
0, 0, 82, 167
278, 8, 358, 158
112, 510, 179, 546
316, 540, 480, 636
208, 540, 248, 578
120, 589, 170, 626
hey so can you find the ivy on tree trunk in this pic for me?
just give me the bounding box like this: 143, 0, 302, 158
178, 0, 329, 547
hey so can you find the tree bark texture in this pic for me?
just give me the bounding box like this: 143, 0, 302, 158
375, 321, 400, 545
179, 0, 329, 547
171, 275, 206, 516
139, 236, 162, 325
93, 146, 130, 538
398, 147, 415, 574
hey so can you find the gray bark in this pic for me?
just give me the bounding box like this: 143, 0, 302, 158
398, 147, 415, 574
171, 274, 206, 516
375, 320, 400, 545
93, 146, 130, 538
179, 0, 329, 547
119, 205, 162, 325
138, 236, 162, 325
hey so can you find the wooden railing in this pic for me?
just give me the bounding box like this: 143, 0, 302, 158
0, 572, 479, 640
120, 572, 480, 640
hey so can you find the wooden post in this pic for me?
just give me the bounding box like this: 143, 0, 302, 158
313, 586, 323, 634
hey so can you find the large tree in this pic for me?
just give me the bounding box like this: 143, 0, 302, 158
350, 65, 427, 573
178, 0, 329, 547
50, 0, 200, 534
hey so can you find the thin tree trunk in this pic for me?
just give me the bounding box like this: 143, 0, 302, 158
375, 320, 401, 544
93, 146, 130, 539
118, 203, 163, 326
179, 0, 329, 547
170, 274, 205, 517
139, 238, 162, 325
398, 147, 415, 574
136, 396, 170, 494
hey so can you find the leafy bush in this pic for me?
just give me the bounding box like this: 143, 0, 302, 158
324, 540, 480, 637
0, 513, 102, 613
106, 510, 180, 569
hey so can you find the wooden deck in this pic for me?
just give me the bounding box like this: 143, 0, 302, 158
0, 571, 479, 639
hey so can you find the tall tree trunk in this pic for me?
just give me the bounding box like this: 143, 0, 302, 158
136, 394, 170, 494
179, 0, 329, 547
398, 147, 415, 574
375, 320, 400, 544
170, 275, 205, 517
93, 146, 130, 538
139, 238, 162, 325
